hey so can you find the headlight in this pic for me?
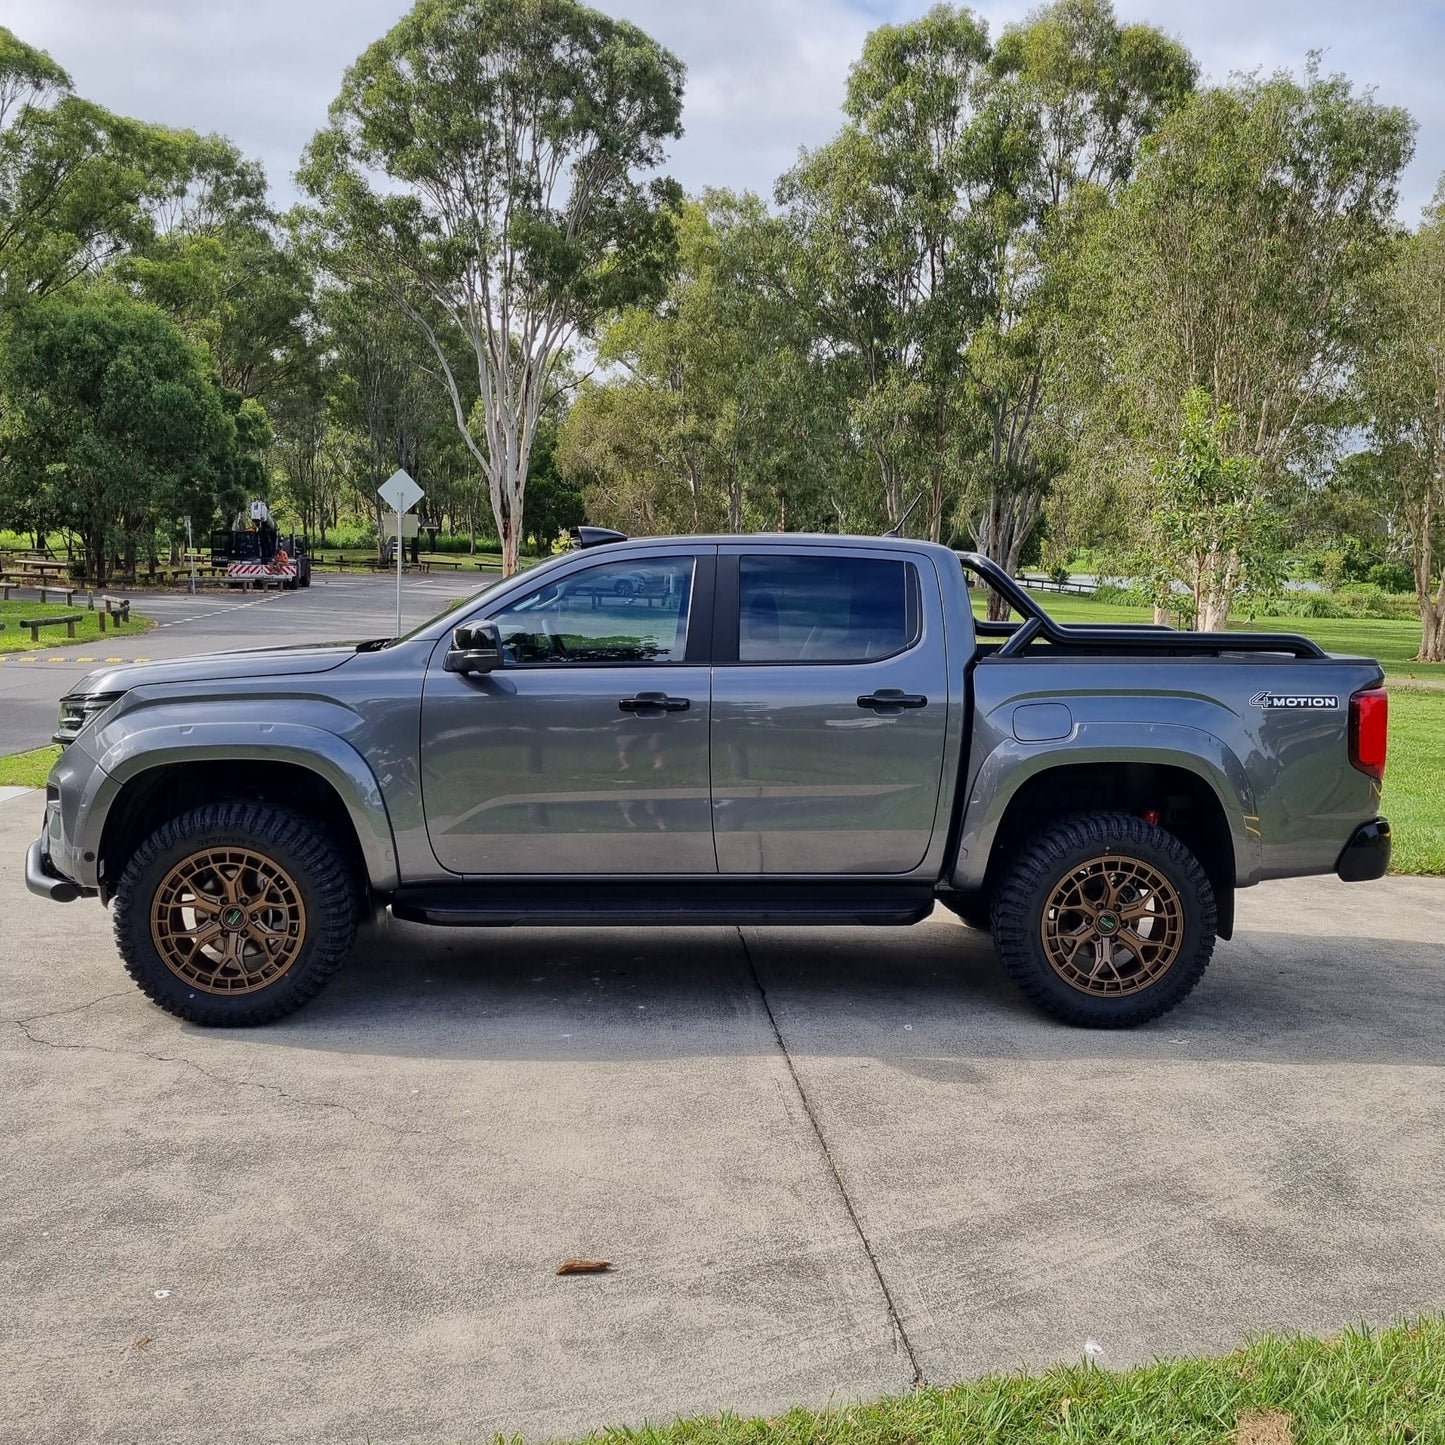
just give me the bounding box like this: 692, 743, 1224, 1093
54, 692, 123, 746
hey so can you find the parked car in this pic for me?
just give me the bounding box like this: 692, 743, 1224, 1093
27, 533, 1390, 1028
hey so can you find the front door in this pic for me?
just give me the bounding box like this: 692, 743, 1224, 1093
710, 547, 950, 874
420, 550, 715, 874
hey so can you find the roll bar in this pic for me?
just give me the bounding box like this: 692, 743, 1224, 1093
954, 552, 1326, 660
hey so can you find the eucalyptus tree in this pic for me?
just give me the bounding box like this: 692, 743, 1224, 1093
778, 1, 1193, 615
299, 0, 685, 574
0, 27, 233, 304
965, 0, 1195, 596
322, 280, 455, 558
779, 5, 995, 536
121, 155, 315, 405
1076, 61, 1414, 627
1355, 183, 1445, 660
562, 193, 838, 536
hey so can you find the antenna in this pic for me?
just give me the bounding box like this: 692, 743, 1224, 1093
885, 492, 924, 538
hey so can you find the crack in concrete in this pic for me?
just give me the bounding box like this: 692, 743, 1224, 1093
737, 928, 926, 1389
8, 1018, 465, 1146
11, 990, 133, 1025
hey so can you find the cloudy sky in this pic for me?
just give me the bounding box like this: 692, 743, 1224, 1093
8, 0, 1444, 221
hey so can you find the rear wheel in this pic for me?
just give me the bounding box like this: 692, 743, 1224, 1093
113, 802, 358, 1026
990, 811, 1216, 1027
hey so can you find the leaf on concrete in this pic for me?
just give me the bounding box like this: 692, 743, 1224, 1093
555, 1259, 612, 1275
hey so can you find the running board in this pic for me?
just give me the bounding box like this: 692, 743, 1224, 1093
390, 881, 935, 928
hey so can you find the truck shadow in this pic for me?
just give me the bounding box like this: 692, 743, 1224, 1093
236, 912, 1445, 1068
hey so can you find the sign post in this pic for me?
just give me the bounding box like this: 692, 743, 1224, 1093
377, 469, 425, 637
184, 516, 195, 596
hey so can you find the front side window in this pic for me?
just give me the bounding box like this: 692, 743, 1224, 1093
490, 556, 695, 665
738, 555, 918, 663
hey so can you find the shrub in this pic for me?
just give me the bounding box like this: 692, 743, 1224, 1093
1272, 593, 1348, 619
1092, 582, 1150, 606
1367, 561, 1415, 594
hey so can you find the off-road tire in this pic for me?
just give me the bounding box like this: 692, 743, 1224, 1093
990, 811, 1217, 1028
113, 802, 358, 1026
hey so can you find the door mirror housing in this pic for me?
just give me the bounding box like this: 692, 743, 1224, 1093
444, 621, 503, 675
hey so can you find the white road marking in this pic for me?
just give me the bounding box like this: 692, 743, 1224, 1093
153, 591, 287, 630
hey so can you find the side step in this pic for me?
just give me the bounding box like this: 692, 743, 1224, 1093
390, 880, 935, 928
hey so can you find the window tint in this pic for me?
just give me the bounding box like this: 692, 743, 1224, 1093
738, 555, 918, 662
491, 557, 694, 665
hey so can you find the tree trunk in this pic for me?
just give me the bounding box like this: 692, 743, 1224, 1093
973, 480, 1042, 622
1419, 587, 1445, 662
86, 527, 106, 588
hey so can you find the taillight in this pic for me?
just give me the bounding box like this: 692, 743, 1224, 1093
1349, 687, 1388, 781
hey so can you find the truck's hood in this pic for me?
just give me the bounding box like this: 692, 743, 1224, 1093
73, 642, 367, 696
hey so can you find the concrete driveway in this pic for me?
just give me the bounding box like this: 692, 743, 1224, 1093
0, 572, 485, 751
2, 789, 1442, 1444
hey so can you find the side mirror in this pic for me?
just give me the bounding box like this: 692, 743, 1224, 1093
444, 621, 503, 675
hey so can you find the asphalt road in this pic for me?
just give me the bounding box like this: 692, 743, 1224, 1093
0, 573, 486, 754
2, 787, 1442, 1444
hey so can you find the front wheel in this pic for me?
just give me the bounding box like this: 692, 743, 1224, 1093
990, 812, 1217, 1028
113, 803, 358, 1026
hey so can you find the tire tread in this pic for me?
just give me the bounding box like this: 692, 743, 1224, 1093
113, 801, 357, 1026
990, 810, 1217, 1028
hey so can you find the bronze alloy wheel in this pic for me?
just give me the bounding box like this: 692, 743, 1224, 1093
1039, 852, 1184, 996
149, 846, 308, 994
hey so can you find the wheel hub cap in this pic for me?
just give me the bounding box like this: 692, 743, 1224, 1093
150, 846, 307, 995
1039, 853, 1184, 996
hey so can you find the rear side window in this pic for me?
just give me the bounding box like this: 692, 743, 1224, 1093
737, 555, 919, 663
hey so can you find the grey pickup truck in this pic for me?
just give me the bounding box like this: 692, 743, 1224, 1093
26, 532, 1391, 1029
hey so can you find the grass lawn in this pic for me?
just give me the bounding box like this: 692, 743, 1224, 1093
564, 1319, 1443, 1445
980, 591, 1445, 874
0, 745, 59, 788
0, 599, 151, 655
1380, 687, 1445, 875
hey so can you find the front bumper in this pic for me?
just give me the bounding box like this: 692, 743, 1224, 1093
1335, 817, 1391, 882
25, 834, 93, 902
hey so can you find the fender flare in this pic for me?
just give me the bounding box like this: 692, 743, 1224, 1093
950, 722, 1259, 894
82, 716, 399, 893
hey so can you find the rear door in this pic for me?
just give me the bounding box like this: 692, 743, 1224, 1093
709, 545, 950, 873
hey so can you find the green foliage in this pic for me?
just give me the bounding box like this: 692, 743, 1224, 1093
557, 1318, 1445, 1445
1368, 560, 1416, 594
1353, 179, 1445, 658
0, 288, 233, 583
521, 416, 583, 552
1271, 592, 1348, 619
1090, 581, 1149, 605
1069, 59, 1414, 625
562, 194, 842, 537
1141, 388, 1280, 629
299, 0, 685, 572
0, 29, 252, 304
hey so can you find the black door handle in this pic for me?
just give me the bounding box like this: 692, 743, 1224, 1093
619, 692, 690, 713
857, 689, 928, 711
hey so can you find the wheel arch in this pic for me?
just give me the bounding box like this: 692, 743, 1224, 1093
960, 754, 1242, 940
93, 740, 397, 901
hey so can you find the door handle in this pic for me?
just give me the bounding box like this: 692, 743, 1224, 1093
857, 689, 928, 711
619, 692, 690, 713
